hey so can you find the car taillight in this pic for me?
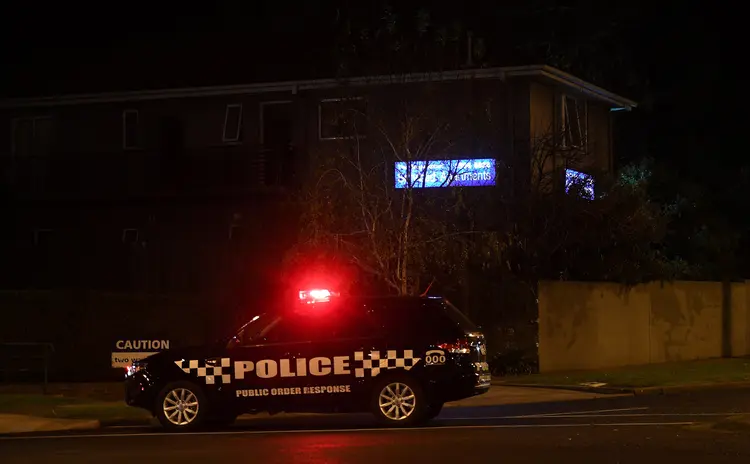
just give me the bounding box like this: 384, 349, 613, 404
438, 338, 472, 354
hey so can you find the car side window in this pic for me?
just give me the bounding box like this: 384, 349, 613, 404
340, 307, 384, 340
237, 303, 385, 346
372, 306, 410, 339
253, 317, 311, 345
296, 315, 353, 342
373, 301, 460, 341
298, 303, 383, 341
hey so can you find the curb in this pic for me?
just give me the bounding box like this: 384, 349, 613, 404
492, 380, 750, 396
631, 381, 750, 396
491, 382, 631, 395
99, 418, 153, 427
0, 416, 101, 436
101, 411, 329, 428
1, 412, 320, 435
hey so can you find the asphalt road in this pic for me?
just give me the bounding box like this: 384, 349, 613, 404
2, 387, 750, 463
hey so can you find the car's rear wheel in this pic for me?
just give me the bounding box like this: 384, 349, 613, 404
370, 374, 428, 427
155, 381, 207, 431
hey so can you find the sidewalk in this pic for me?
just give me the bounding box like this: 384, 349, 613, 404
494, 380, 750, 396
0, 413, 99, 434
492, 357, 750, 395
454, 384, 619, 407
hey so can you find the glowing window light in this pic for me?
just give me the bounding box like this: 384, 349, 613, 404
394, 158, 496, 189
565, 169, 595, 200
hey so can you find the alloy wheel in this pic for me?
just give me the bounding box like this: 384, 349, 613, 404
378, 382, 416, 421
162, 387, 200, 426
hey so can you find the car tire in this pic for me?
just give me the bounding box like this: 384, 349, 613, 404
370, 374, 428, 427
155, 381, 208, 431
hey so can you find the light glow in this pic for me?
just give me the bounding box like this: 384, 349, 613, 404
298, 288, 337, 304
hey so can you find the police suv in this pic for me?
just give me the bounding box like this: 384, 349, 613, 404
125, 290, 491, 430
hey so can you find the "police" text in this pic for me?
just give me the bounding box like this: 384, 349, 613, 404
234, 356, 351, 379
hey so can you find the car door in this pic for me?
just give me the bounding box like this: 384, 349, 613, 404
290, 303, 387, 412
228, 313, 318, 413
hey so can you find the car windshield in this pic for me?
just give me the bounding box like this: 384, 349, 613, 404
226, 313, 281, 348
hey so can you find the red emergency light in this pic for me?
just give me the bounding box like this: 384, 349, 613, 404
298, 288, 338, 304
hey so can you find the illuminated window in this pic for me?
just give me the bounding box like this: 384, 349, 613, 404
122, 110, 139, 149
394, 158, 496, 189
222, 104, 243, 142
562, 96, 587, 148
565, 169, 595, 200
319, 97, 367, 140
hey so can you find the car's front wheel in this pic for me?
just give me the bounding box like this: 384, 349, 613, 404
370, 374, 428, 427
155, 381, 208, 431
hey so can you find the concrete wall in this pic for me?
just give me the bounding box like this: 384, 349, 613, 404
539, 280, 750, 372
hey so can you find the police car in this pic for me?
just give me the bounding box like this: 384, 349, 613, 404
124, 289, 491, 430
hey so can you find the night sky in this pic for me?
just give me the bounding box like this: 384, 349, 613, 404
0, 1, 727, 175
1, 2, 341, 96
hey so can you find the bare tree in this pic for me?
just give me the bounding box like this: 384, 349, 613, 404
282, 6, 497, 295
293, 78, 495, 295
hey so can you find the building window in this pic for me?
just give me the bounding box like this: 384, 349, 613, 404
229, 224, 245, 241
32, 228, 53, 246
562, 96, 587, 148
123, 109, 139, 149
318, 97, 367, 140
11, 117, 54, 157
565, 168, 595, 200
229, 212, 245, 241
122, 228, 139, 244
223, 104, 243, 142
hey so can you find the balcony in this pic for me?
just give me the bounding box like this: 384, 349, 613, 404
0, 146, 298, 200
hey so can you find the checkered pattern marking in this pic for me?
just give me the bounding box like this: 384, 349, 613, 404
175, 358, 232, 385
353, 350, 421, 378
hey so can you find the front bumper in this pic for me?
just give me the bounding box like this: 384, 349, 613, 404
125, 371, 156, 410
431, 362, 491, 403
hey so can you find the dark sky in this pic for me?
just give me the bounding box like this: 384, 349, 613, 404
1, 1, 718, 98
1, 2, 344, 96
0, 1, 727, 173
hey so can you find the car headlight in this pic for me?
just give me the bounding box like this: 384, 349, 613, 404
125, 361, 147, 378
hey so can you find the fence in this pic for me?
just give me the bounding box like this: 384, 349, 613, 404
0, 342, 55, 392
0, 291, 230, 382
538, 280, 750, 372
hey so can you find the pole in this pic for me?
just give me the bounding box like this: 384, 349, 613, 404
43, 345, 49, 395
722, 279, 733, 358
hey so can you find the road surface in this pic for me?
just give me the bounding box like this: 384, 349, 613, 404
2, 387, 750, 463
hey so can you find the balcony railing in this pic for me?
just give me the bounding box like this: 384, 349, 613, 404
0, 145, 297, 199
